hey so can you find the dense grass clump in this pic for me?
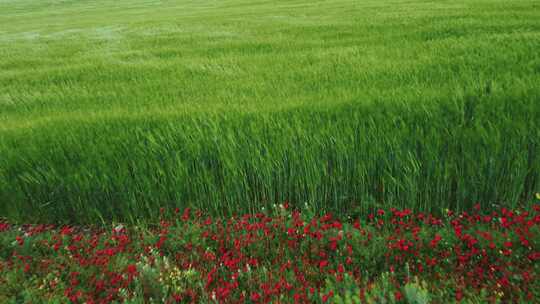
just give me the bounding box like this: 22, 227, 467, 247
1, 0, 539, 223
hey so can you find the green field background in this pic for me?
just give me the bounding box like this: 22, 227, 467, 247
1, 0, 539, 223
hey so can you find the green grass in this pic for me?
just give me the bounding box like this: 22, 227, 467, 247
1, 0, 539, 224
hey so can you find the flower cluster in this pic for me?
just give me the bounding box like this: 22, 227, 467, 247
1, 203, 539, 303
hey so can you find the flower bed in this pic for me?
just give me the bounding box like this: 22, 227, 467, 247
1, 203, 539, 303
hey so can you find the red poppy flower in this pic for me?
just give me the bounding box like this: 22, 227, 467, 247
250, 292, 261, 302
395, 291, 403, 301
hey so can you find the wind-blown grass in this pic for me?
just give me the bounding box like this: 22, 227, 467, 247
1, 0, 539, 223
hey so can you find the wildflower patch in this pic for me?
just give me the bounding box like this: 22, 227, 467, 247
1, 205, 539, 303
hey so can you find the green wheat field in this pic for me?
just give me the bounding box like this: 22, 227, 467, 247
1, 0, 539, 224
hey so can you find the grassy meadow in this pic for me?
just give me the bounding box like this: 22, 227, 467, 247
1, 0, 540, 224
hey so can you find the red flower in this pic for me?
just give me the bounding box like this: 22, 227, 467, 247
156, 235, 167, 249
498, 276, 510, 287
319, 260, 329, 271
427, 257, 438, 267
528, 252, 540, 261
287, 228, 296, 237
322, 290, 334, 303
321, 213, 332, 222
0, 222, 9, 232
172, 293, 183, 302
15, 236, 24, 246
329, 240, 337, 251
182, 208, 191, 221
395, 291, 403, 301
520, 271, 532, 283
250, 292, 261, 302
60, 226, 73, 235
126, 264, 138, 277
455, 290, 463, 301
52, 240, 61, 251
430, 234, 442, 248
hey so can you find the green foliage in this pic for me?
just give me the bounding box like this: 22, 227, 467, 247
322, 274, 362, 304
133, 250, 201, 302
0, 270, 66, 304
322, 272, 432, 304
403, 279, 430, 304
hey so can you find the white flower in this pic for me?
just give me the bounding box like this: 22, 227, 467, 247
114, 224, 124, 233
